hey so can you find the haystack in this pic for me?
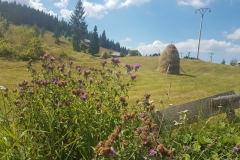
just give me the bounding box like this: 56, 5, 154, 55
158, 44, 180, 75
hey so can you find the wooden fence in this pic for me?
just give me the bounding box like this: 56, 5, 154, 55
154, 90, 240, 130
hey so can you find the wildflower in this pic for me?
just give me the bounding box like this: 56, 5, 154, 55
109, 147, 116, 158
101, 59, 107, 67
233, 146, 239, 152
149, 149, 157, 156
205, 147, 210, 152
134, 63, 142, 69
47, 64, 54, 70
186, 146, 191, 151
140, 113, 146, 118
15, 99, 21, 105
136, 127, 142, 135
89, 77, 93, 83
42, 53, 49, 60
111, 58, 120, 65
12, 88, 18, 93
131, 74, 138, 80
144, 93, 151, 100
122, 140, 128, 146
81, 93, 87, 100
50, 56, 55, 61
69, 60, 73, 66
65, 100, 71, 106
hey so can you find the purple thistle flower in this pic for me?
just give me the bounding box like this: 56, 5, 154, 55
50, 56, 55, 61
135, 63, 142, 69
140, 113, 146, 118
42, 53, 49, 60
15, 99, 21, 105
109, 147, 116, 158
233, 146, 239, 152
131, 74, 138, 80
149, 149, 157, 156
111, 58, 120, 65
47, 64, 54, 70
152, 130, 158, 135
81, 93, 87, 100
101, 59, 107, 67
89, 77, 93, 83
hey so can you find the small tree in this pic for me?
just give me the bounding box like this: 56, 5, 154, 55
221, 59, 226, 65
70, 0, 88, 52
230, 58, 238, 66
89, 25, 99, 55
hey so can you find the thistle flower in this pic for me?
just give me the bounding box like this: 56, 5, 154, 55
50, 56, 55, 62
109, 147, 116, 158
101, 59, 107, 67
15, 99, 21, 105
233, 146, 239, 152
149, 149, 157, 156
89, 77, 93, 83
111, 58, 120, 65
81, 93, 87, 100
131, 74, 138, 80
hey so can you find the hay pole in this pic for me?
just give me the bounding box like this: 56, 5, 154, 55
166, 64, 170, 74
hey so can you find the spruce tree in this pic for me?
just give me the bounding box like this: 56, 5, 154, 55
99, 30, 107, 48
89, 25, 99, 55
70, 0, 87, 52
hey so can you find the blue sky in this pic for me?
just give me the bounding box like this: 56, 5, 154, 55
2, 0, 240, 64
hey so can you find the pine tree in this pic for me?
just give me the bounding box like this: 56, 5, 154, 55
89, 25, 99, 55
70, 0, 87, 52
99, 30, 107, 48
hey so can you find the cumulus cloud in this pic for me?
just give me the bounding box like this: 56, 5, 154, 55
121, 37, 132, 42
227, 28, 240, 40
136, 39, 239, 56
54, 0, 69, 9
82, 0, 151, 18
177, 0, 213, 8
60, 9, 72, 19
2, 0, 57, 16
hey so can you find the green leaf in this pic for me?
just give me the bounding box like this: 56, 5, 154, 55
192, 142, 201, 152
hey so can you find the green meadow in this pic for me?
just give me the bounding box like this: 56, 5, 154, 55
1, 30, 240, 159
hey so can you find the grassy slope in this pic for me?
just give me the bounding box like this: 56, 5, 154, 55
1, 31, 240, 109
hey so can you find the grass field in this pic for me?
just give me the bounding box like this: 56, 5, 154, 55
1, 31, 240, 109
1, 27, 240, 160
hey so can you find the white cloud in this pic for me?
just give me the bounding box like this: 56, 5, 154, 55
227, 28, 240, 40
177, 0, 213, 8
136, 39, 238, 56
60, 9, 72, 19
54, 0, 69, 9
121, 37, 132, 42
82, 0, 151, 18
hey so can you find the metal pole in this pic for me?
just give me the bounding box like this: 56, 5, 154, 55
196, 8, 211, 60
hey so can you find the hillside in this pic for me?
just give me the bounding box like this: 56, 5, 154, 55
1, 31, 240, 108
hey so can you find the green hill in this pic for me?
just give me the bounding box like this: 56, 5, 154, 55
1, 31, 240, 108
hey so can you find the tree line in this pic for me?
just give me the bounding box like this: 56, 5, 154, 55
0, 0, 131, 56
